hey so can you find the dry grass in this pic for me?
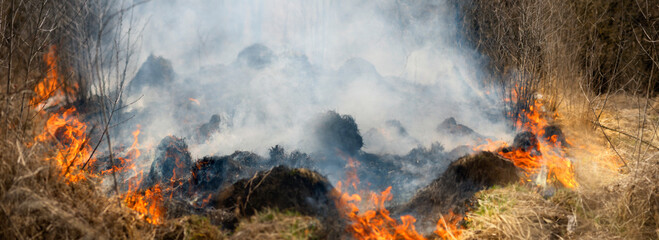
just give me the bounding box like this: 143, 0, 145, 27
463, 185, 572, 239
462, 94, 659, 239
2, 1, 657, 239
229, 209, 322, 240
155, 215, 224, 240
452, 1, 658, 238
0, 74, 157, 238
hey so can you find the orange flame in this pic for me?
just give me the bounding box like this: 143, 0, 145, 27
35, 107, 95, 182
31, 45, 77, 109
334, 156, 463, 239
101, 125, 142, 175
434, 210, 463, 240
123, 172, 164, 225
33, 47, 164, 224
118, 127, 164, 225
473, 100, 577, 188
33, 46, 94, 182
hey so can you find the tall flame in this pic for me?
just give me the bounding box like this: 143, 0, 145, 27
33, 47, 164, 224
32, 46, 93, 182
116, 126, 165, 225
31, 45, 77, 110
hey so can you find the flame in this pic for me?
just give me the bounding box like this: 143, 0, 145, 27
434, 210, 463, 240
101, 125, 142, 175
30, 45, 77, 109
334, 156, 463, 239
473, 100, 578, 188
35, 107, 95, 182
119, 127, 164, 224
123, 175, 164, 224
33, 46, 94, 183
33, 47, 164, 225
188, 98, 200, 105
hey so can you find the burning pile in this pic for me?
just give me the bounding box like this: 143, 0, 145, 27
474, 99, 577, 189
30, 45, 607, 239
329, 94, 591, 239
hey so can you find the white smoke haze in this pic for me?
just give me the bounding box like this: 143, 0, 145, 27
122, 0, 511, 168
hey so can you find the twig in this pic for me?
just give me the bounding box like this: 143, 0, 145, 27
580, 83, 629, 169
242, 168, 273, 214
590, 121, 659, 151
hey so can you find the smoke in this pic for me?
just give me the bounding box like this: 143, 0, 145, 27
117, 0, 511, 189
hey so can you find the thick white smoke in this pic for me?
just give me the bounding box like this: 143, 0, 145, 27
123, 0, 510, 159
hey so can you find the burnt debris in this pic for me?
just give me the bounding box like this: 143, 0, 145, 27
194, 114, 226, 143
143, 136, 193, 190
236, 44, 274, 70
313, 110, 363, 155
437, 117, 477, 136
215, 166, 337, 218
127, 54, 175, 95
542, 125, 569, 147
437, 117, 487, 145
511, 131, 540, 153
190, 151, 267, 193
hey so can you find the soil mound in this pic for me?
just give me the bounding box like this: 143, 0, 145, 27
394, 151, 520, 231
216, 166, 337, 218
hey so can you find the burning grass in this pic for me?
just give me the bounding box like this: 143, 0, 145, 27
333, 156, 467, 240
462, 94, 659, 239
2, 3, 657, 239
0, 45, 156, 239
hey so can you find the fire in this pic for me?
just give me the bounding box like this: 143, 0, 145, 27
474, 100, 577, 188
122, 171, 164, 225
35, 107, 95, 182
101, 126, 142, 175
30, 45, 77, 110
188, 98, 200, 105
434, 210, 463, 240
128, 127, 142, 160
116, 126, 164, 224
335, 182, 425, 240
32, 46, 94, 182
33, 46, 164, 224
334, 156, 463, 239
